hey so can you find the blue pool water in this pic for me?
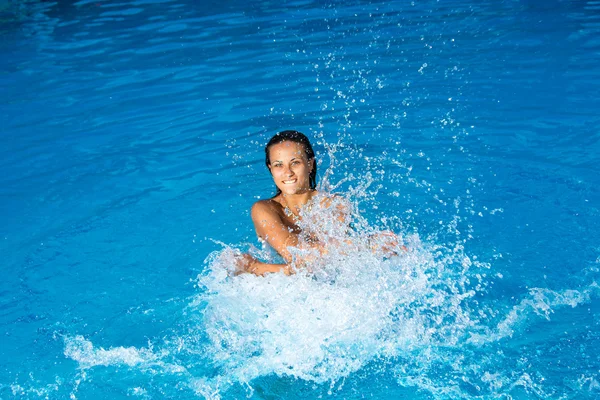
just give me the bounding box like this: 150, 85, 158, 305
1, 0, 599, 398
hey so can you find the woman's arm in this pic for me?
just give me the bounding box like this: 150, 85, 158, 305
234, 253, 292, 276
235, 200, 322, 276
250, 200, 299, 263
234, 197, 406, 277
226, 201, 298, 277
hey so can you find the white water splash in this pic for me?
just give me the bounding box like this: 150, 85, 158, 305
61, 195, 598, 399
64, 335, 186, 374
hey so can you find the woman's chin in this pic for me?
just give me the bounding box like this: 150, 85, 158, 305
279, 185, 308, 195
280, 187, 298, 195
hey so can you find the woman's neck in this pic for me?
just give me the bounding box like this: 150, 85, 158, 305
280, 190, 315, 213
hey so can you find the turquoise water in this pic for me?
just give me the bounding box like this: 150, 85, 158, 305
1, 0, 599, 398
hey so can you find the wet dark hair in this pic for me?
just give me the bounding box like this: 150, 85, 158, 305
265, 130, 317, 195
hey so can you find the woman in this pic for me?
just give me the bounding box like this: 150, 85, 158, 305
236, 130, 400, 276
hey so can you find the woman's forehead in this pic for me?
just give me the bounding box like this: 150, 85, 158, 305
269, 141, 306, 159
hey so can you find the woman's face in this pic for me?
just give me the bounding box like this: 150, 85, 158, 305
268, 141, 313, 195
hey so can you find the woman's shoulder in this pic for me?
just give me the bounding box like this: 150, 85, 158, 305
251, 197, 283, 220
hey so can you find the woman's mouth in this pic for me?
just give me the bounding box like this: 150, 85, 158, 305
283, 179, 297, 184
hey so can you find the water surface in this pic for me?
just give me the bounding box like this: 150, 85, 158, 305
1, 0, 599, 398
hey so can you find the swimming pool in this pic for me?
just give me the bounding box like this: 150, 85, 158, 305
1, 0, 599, 398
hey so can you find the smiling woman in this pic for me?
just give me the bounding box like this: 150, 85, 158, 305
234, 130, 401, 276
233, 130, 322, 275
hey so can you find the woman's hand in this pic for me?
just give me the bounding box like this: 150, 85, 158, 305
232, 253, 293, 276
369, 231, 408, 257
233, 253, 259, 275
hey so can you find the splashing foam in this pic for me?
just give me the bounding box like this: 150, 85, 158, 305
192, 193, 598, 398
62, 192, 598, 399
63, 335, 186, 373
